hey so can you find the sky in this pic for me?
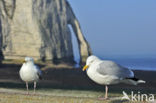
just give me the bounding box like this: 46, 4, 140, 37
68, 0, 156, 59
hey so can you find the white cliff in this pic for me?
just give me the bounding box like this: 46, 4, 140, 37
0, 0, 91, 63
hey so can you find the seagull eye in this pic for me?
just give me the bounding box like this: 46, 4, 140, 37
90, 60, 94, 63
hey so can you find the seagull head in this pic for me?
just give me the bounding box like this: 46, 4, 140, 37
24, 57, 34, 63
82, 55, 99, 71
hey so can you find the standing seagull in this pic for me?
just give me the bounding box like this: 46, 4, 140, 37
19, 57, 42, 94
83, 55, 145, 99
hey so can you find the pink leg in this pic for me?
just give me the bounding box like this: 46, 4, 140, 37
26, 82, 29, 94
34, 81, 36, 94
98, 85, 109, 100
105, 85, 108, 99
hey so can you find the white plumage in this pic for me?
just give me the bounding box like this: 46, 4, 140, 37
19, 57, 42, 94
83, 55, 145, 99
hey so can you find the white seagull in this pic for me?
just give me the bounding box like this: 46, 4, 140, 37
19, 57, 42, 94
83, 55, 145, 99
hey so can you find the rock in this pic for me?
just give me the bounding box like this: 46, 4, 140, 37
0, 17, 3, 63
0, 0, 91, 64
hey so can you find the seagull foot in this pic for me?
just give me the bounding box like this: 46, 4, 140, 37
98, 97, 109, 100
33, 92, 36, 95
26, 92, 29, 95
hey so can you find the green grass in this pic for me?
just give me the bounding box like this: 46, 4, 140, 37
0, 88, 151, 103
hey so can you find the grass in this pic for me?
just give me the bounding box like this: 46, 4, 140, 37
0, 87, 153, 103
0, 88, 128, 103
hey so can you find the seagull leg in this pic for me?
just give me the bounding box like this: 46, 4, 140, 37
33, 81, 36, 94
26, 82, 29, 95
105, 85, 108, 99
98, 85, 109, 100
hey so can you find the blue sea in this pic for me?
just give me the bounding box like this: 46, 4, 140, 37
109, 58, 156, 71
75, 57, 156, 71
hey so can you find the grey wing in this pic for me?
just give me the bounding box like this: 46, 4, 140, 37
35, 65, 42, 80
96, 61, 134, 79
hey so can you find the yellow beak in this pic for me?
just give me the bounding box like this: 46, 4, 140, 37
82, 65, 89, 71
23, 60, 26, 63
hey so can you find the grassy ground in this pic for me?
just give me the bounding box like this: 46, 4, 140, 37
0, 88, 135, 103
0, 63, 156, 103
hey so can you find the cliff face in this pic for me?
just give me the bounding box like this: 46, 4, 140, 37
0, 0, 91, 63
0, 18, 2, 63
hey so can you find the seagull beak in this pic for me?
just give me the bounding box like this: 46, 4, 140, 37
23, 60, 26, 63
83, 65, 89, 71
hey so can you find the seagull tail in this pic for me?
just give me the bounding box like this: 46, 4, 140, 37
37, 72, 42, 80
137, 80, 146, 84
124, 77, 146, 85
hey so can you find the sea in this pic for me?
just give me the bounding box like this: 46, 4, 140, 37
74, 57, 156, 71
108, 58, 156, 71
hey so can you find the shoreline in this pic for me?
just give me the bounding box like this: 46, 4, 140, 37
0, 63, 155, 103
0, 63, 156, 92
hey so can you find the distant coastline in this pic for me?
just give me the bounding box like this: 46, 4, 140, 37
74, 56, 156, 71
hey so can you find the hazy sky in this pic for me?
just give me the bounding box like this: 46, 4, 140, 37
68, 0, 156, 58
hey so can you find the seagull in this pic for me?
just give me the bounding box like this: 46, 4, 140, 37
19, 57, 42, 94
83, 55, 145, 99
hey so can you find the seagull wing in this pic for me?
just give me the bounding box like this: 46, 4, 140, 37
96, 60, 134, 79
34, 65, 42, 80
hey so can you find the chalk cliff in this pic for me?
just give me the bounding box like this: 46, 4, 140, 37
0, 0, 91, 63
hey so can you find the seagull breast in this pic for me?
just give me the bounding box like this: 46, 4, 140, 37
19, 63, 40, 82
